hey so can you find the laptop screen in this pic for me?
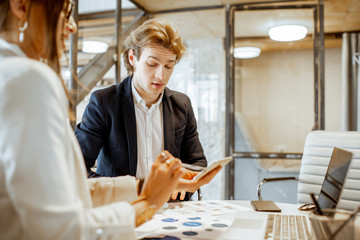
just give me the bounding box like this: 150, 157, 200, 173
317, 147, 353, 216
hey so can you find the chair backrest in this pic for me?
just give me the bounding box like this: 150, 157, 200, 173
297, 130, 360, 212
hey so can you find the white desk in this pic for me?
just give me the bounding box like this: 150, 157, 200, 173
135, 200, 359, 240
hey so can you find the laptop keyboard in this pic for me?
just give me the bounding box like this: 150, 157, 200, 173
264, 214, 311, 240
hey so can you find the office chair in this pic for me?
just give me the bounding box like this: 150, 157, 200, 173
257, 130, 360, 212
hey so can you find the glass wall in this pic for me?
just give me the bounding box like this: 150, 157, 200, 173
168, 38, 226, 200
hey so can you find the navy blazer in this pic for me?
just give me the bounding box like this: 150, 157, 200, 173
75, 76, 207, 177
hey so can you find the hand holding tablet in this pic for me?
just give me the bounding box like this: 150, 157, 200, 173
191, 156, 233, 182
175, 157, 232, 193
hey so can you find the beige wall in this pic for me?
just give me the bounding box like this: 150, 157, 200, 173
235, 47, 342, 154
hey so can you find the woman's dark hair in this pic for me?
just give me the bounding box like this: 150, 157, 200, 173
40, 0, 67, 75
0, 0, 68, 75
0, 0, 76, 121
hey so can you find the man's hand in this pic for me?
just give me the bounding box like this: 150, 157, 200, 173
171, 190, 186, 200
140, 151, 185, 210
171, 166, 222, 200
171, 169, 197, 200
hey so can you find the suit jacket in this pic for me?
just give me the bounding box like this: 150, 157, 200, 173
75, 76, 207, 177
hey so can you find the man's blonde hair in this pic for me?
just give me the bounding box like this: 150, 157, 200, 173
123, 18, 186, 75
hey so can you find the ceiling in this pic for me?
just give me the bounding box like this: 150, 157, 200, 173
63, 0, 360, 68
132, 0, 360, 35
135, 0, 360, 51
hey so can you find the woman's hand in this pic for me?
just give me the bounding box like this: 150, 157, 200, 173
139, 151, 185, 210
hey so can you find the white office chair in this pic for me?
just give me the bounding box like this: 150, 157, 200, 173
257, 130, 360, 212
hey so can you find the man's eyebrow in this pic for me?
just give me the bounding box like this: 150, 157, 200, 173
148, 56, 176, 63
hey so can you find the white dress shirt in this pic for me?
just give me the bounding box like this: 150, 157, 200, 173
132, 81, 164, 179
0, 39, 136, 240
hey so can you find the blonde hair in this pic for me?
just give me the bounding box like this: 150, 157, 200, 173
123, 18, 186, 76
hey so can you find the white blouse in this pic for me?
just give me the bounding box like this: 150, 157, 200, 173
0, 40, 136, 240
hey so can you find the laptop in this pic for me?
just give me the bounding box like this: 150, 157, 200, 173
317, 147, 353, 216
222, 147, 353, 240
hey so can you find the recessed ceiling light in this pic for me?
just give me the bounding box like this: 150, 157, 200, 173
234, 47, 261, 59
82, 40, 108, 53
268, 25, 307, 42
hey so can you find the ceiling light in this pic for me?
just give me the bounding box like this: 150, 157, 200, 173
82, 40, 108, 53
63, 70, 70, 79
268, 25, 307, 42
234, 47, 261, 59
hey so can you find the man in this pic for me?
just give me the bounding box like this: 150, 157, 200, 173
75, 18, 208, 200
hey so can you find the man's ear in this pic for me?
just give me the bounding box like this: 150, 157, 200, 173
128, 49, 136, 66
9, 0, 30, 21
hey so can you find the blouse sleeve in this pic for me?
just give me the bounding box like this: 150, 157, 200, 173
88, 176, 138, 208
0, 59, 135, 240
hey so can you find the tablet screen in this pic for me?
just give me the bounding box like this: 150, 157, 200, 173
317, 148, 352, 216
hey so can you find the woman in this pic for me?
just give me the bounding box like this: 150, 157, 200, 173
0, 1, 185, 239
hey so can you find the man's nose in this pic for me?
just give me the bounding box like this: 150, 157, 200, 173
155, 67, 165, 80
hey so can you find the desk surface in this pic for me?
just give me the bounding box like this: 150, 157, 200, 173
136, 200, 316, 240
136, 200, 360, 240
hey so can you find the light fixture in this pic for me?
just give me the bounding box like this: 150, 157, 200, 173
82, 40, 108, 53
63, 70, 70, 78
268, 25, 307, 42
234, 47, 261, 59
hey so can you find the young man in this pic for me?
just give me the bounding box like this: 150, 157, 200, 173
75, 18, 209, 200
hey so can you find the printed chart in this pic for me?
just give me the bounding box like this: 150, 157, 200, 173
135, 200, 250, 239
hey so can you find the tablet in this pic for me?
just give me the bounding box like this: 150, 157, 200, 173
192, 156, 233, 181
181, 163, 205, 172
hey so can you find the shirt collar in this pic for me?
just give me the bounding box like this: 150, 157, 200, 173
0, 39, 28, 59
131, 79, 143, 105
